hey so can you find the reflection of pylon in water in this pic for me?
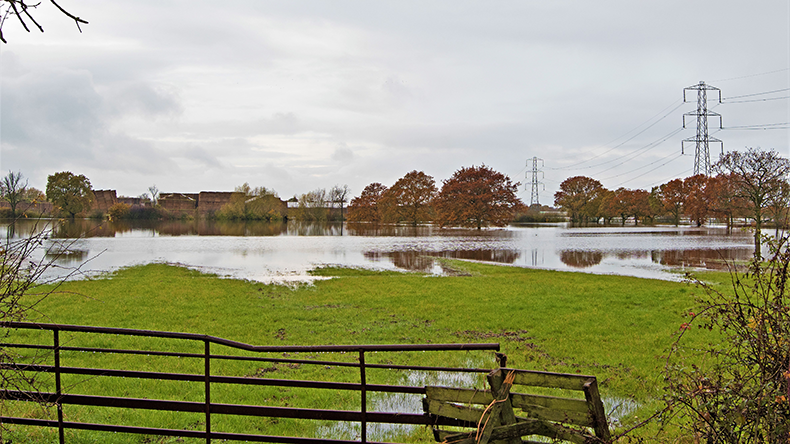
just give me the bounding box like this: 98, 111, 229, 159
526, 157, 544, 207
531, 248, 542, 267
682, 81, 723, 176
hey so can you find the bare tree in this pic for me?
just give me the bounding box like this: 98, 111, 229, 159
0, 171, 28, 217
714, 147, 790, 259
329, 184, 350, 221
148, 185, 160, 206
0, 0, 87, 43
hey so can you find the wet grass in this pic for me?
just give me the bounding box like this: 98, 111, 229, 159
3, 262, 724, 442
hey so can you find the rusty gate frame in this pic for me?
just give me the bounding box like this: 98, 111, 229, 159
0, 321, 499, 444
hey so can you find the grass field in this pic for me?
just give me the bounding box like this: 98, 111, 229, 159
2, 261, 726, 442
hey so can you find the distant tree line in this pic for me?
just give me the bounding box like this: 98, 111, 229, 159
553, 147, 790, 257
347, 165, 523, 229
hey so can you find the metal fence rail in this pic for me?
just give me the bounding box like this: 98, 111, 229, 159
0, 321, 500, 444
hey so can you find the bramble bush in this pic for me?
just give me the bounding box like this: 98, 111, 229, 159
661, 235, 790, 443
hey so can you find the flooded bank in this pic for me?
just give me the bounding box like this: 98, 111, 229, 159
2, 219, 756, 283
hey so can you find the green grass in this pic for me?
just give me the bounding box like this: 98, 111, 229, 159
3, 262, 725, 442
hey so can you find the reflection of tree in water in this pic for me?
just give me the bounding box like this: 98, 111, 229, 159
346, 223, 427, 237
52, 220, 116, 238
614, 251, 649, 260
388, 251, 436, 273
44, 247, 89, 264
434, 249, 519, 263
560, 250, 604, 268
364, 249, 520, 272
287, 222, 343, 236
652, 249, 753, 270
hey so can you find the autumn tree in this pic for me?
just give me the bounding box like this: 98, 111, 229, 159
714, 148, 790, 258
596, 189, 616, 224
45, 171, 94, 218
683, 175, 714, 227
628, 189, 652, 225
600, 188, 651, 226
659, 179, 685, 226
347, 182, 388, 223
382, 170, 437, 226
0, 171, 28, 216
602, 187, 630, 226
554, 176, 605, 225
708, 174, 747, 230
22, 187, 45, 203
434, 165, 522, 229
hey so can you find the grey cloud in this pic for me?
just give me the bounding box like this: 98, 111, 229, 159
1, 68, 103, 162
331, 145, 354, 162
106, 82, 182, 118
181, 146, 225, 170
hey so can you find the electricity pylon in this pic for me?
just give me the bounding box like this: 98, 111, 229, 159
526, 157, 544, 207
682, 81, 723, 176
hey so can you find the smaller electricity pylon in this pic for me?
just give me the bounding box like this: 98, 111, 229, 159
526, 157, 545, 207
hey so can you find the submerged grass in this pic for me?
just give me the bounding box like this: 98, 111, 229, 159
3, 262, 724, 442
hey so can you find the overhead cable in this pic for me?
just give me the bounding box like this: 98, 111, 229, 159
550, 100, 684, 170
722, 87, 790, 100
712, 68, 789, 83
611, 152, 686, 188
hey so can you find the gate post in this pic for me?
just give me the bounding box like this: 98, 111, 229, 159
53, 329, 64, 444
359, 349, 366, 443
204, 339, 211, 444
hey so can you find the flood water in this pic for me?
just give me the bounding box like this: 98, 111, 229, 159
3, 219, 756, 283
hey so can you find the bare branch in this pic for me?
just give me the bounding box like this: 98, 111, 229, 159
0, 0, 87, 42
48, 0, 87, 30
8, 1, 30, 32
20, 2, 43, 33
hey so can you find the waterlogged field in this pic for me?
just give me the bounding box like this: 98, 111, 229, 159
3, 261, 725, 442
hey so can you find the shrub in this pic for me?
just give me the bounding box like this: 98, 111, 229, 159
662, 236, 790, 442
107, 203, 130, 221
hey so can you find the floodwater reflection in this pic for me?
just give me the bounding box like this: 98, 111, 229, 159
560, 250, 604, 268
0, 219, 757, 282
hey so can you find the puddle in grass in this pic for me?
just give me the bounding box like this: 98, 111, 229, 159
317, 367, 486, 441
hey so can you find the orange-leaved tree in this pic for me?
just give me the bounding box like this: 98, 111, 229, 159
659, 179, 685, 226
381, 171, 437, 226
554, 176, 605, 225
347, 182, 388, 223
434, 165, 522, 229
683, 174, 714, 227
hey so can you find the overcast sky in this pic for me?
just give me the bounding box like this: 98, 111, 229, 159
1, 1, 788, 205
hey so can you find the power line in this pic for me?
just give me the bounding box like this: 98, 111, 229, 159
712, 68, 790, 83
602, 150, 684, 182
724, 122, 789, 129
722, 87, 790, 100
612, 152, 686, 188
588, 127, 685, 176
550, 99, 684, 170
648, 167, 695, 189
722, 96, 789, 104
724, 126, 789, 131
